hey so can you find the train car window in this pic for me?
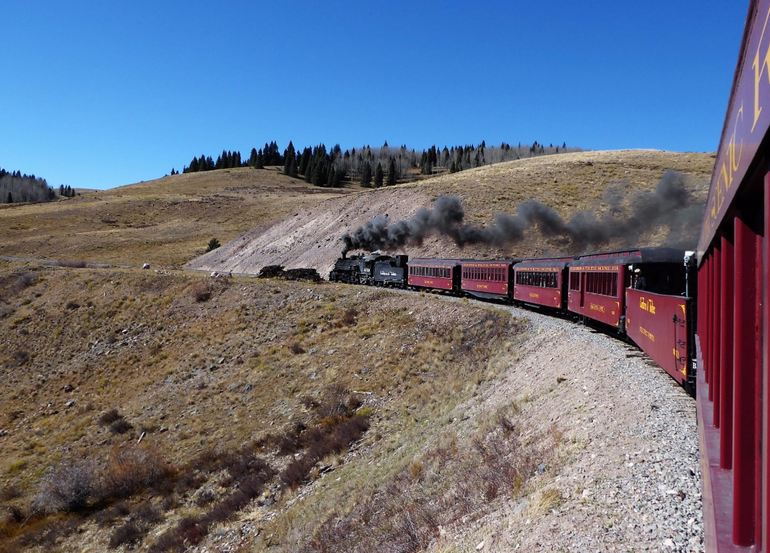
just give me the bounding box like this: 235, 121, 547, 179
584, 271, 619, 297
570, 272, 580, 290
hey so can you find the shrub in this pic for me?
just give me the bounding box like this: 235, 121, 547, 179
340, 308, 357, 326
12, 350, 29, 366
280, 413, 370, 488
190, 281, 211, 302
176, 516, 207, 545
135, 501, 163, 524
11, 272, 37, 294
280, 456, 316, 488
206, 238, 221, 252
289, 342, 305, 354
32, 459, 97, 513
315, 383, 349, 418
109, 418, 133, 435
0, 484, 21, 501
98, 409, 122, 426
102, 444, 173, 499
194, 488, 215, 507
149, 458, 274, 552
108, 521, 144, 548
6, 505, 25, 524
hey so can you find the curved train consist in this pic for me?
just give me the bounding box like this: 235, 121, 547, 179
330, 4, 770, 549
331, 4, 770, 550
330, 247, 698, 390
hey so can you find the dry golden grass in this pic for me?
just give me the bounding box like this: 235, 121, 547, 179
416, 149, 714, 224
0, 259, 526, 551
0, 167, 350, 267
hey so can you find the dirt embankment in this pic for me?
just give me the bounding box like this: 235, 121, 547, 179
188, 150, 714, 279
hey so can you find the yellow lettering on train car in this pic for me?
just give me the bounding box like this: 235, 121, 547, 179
529, 292, 540, 299
589, 303, 606, 313
715, 105, 745, 214
640, 326, 655, 342
639, 297, 655, 314
753, 6, 770, 132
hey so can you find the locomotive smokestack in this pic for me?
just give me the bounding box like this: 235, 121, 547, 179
340, 170, 704, 253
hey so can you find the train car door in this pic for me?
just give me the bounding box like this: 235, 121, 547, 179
579, 272, 586, 308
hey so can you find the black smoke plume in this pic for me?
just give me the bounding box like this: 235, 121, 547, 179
341, 171, 704, 254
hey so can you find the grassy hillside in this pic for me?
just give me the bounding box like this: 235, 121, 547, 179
0, 167, 351, 268
0, 260, 527, 552
190, 149, 715, 277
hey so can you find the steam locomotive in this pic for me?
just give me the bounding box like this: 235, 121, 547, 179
330, 248, 698, 391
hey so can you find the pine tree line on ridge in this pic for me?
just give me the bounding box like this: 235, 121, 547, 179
177, 139, 579, 188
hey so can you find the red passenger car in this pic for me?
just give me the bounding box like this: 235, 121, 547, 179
567, 248, 686, 331
407, 258, 460, 293
460, 260, 515, 300
696, 2, 770, 549
512, 258, 571, 309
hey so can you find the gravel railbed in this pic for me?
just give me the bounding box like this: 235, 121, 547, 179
434, 297, 702, 553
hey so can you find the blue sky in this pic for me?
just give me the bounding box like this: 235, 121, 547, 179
0, 1, 747, 189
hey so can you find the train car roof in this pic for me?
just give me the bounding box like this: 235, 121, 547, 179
408, 258, 461, 267
570, 247, 685, 266
458, 258, 521, 266
514, 256, 573, 269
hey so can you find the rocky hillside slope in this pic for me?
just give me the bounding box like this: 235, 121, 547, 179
188, 150, 714, 278
0, 260, 699, 552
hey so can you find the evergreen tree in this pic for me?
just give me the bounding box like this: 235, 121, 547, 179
360, 161, 372, 187
298, 147, 312, 176
283, 141, 296, 175
374, 162, 384, 188
312, 159, 326, 187
288, 156, 298, 178
249, 148, 258, 168
7, 192, 12, 203
387, 158, 397, 185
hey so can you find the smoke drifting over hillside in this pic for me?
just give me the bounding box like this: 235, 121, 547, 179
341, 170, 704, 254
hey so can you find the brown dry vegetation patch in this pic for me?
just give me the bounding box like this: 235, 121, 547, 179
0, 260, 526, 551
0, 167, 350, 268
191, 150, 714, 277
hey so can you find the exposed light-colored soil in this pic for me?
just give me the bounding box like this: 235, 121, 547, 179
189, 150, 714, 278
0, 167, 350, 268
